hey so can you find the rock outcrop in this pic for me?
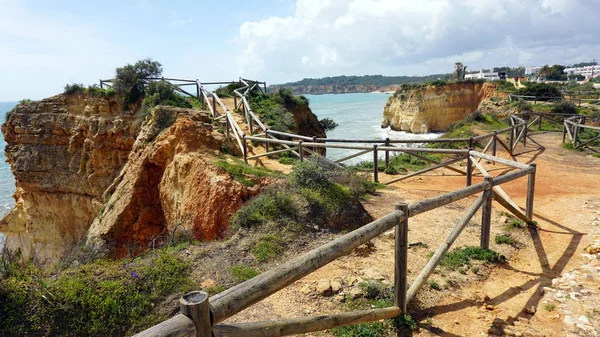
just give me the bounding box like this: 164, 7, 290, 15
381, 82, 508, 133
85, 109, 253, 257
0, 94, 138, 261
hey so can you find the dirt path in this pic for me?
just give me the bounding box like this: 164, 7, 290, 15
410, 132, 600, 337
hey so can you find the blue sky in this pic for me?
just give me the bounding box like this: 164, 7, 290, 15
1, 0, 599, 101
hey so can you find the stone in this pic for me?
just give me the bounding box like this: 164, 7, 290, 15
585, 244, 600, 255
578, 316, 590, 324
347, 287, 363, 299
361, 268, 386, 281
316, 279, 332, 296
331, 281, 342, 293
300, 285, 313, 295
524, 306, 536, 315
485, 304, 495, 311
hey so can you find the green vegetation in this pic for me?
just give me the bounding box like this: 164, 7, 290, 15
0, 248, 193, 336
494, 234, 515, 245
507, 218, 525, 230
277, 74, 450, 88
396, 314, 418, 331
230, 264, 260, 282
113, 58, 162, 104
332, 322, 387, 337
231, 156, 376, 230
215, 82, 244, 98
354, 152, 440, 174
428, 279, 441, 290
319, 117, 339, 131
538, 64, 567, 81
515, 83, 562, 100
440, 246, 506, 270
251, 235, 284, 262
248, 89, 303, 133
552, 101, 577, 115
545, 303, 556, 311
496, 80, 518, 93
215, 157, 279, 187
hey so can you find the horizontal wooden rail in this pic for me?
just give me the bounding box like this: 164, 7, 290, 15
470, 151, 529, 169
384, 156, 467, 185
212, 307, 401, 337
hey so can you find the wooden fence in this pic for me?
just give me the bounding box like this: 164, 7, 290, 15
125, 78, 547, 337
563, 114, 600, 153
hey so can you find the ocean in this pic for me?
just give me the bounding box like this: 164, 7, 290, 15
0, 102, 17, 248
305, 92, 441, 163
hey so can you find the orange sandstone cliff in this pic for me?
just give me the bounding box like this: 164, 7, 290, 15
381, 82, 507, 133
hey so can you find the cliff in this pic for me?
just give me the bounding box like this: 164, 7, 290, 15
84, 109, 255, 258
270, 84, 401, 95
381, 82, 508, 133
0, 94, 138, 261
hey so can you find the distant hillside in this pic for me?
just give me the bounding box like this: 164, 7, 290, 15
269, 74, 450, 94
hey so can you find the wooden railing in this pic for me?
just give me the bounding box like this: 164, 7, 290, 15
134, 156, 536, 336
563, 114, 600, 152
125, 78, 547, 337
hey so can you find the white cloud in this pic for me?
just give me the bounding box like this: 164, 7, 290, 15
235, 0, 600, 82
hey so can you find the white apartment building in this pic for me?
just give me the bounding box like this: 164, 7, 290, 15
564, 65, 600, 79
525, 66, 543, 75
464, 70, 500, 81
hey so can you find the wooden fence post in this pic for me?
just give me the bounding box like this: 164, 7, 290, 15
480, 176, 494, 249
523, 117, 528, 146
509, 124, 515, 155
562, 122, 567, 143
491, 132, 497, 162
573, 122, 579, 148
395, 203, 408, 314
466, 148, 473, 187
526, 163, 536, 221
385, 138, 390, 168
243, 135, 248, 164
180, 291, 212, 337
99, 80, 103, 89
212, 96, 217, 117
234, 95, 237, 109
226, 116, 230, 140
298, 141, 304, 162
373, 145, 379, 183
313, 136, 317, 155
538, 114, 543, 130
265, 130, 270, 153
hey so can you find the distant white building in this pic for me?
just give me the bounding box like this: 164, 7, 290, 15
564, 65, 600, 79
525, 66, 543, 75
464, 70, 500, 81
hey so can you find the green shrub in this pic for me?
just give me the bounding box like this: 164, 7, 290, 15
64, 83, 85, 94
440, 246, 506, 270
215, 159, 274, 187
231, 264, 259, 282
396, 314, 418, 331
0, 248, 193, 336
332, 322, 387, 337
359, 280, 392, 300
215, 82, 244, 98
251, 235, 284, 262
552, 101, 577, 115
428, 279, 441, 290
516, 83, 562, 100
494, 234, 515, 245
278, 157, 297, 165
319, 117, 339, 131
507, 218, 524, 230
113, 59, 162, 104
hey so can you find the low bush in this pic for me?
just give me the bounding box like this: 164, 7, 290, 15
215, 82, 244, 98
113, 59, 162, 104
319, 117, 339, 131
231, 264, 259, 282
494, 234, 515, 245
251, 235, 284, 262
230, 156, 375, 230
0, 248, 193, 336
552, 101, 577, 115
215, 158, 276, 187
64, 83, 86, 94
516, 83, 563, 100
440, 246, 506, 270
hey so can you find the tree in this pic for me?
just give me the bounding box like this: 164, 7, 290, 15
113, 59, 163, 104
539, 64, 566, 81
454, 62, 466, 81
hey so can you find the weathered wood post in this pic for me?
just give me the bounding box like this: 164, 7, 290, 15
265, 130, 270, 153
526, 163, 536, 221
480, 176, 494, 249
180, 291, 212, 337
491, 132, 497, 162
466, 142, 473, 187
562, 122, 567, 143
234, 94, 237, 109
226, 116, 230, 140
385, 138, 390, 168
248, 111, 254, 135
264, 82, 267, 92
523, 116, 528, 146
99, 80, 103, 89
373, 145, 379, 183
395, 203, 408, 314
509, 124, 515, 155
538, 114, 543, 130
242, 135, 248, 164
212, 95, 217, 117
313, 136, 317, 155
573, 122, 579, 148
298, 141, 304, 162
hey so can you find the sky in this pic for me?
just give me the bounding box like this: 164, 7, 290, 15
0, 0, 599, 101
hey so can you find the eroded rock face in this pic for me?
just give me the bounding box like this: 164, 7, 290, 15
381, 82, 508, 133
0, 94, 138, 262
85, 111, 252, 257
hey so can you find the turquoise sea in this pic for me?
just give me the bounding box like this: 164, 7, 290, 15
305, 93, 441, 163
